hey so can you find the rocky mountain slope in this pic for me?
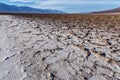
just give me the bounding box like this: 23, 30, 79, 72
0, 14, 120, 80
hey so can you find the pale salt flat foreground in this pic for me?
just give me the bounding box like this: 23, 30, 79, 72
0, 15, 120, 80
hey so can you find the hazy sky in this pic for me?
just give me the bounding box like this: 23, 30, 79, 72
1, 0, 120, 13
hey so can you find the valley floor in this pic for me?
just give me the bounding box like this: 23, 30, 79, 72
0, 14, 120, 80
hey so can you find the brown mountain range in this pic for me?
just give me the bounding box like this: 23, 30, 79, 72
92, 7, 120, 13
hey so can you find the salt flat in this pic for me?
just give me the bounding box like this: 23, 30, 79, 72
0, 14, 120, 80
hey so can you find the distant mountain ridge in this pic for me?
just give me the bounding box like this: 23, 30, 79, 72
0, 3, 65, 13
92, 7, 120, 13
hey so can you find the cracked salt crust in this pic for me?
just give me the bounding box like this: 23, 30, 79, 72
0, 14, 120, 80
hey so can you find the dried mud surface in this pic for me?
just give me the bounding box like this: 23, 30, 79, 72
0, 14, 120, 80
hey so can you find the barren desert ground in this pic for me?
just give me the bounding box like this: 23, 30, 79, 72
0, 14, 120, 80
